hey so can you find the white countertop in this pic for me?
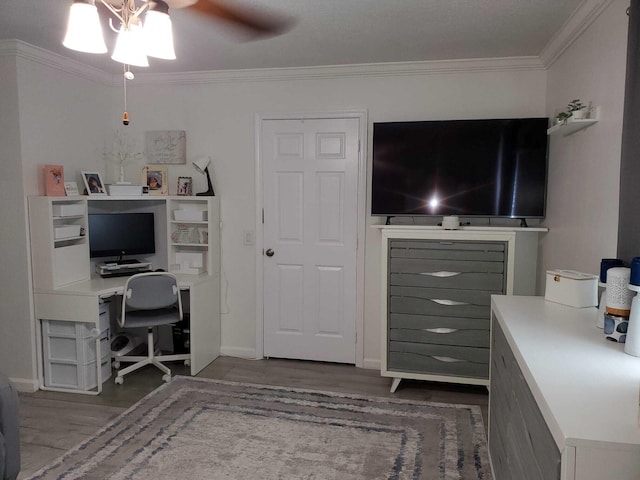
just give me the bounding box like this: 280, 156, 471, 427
491, 295, 640, 450
35, 272, 217, 298
372, 225, 547, 232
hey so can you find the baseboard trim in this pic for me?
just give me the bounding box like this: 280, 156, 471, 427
362, 358, 381, 371
219, 346, 259, 359
10, 377, 38, 393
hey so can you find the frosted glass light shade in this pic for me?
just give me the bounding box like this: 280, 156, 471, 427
62, 1, 107, 54
111, 25, 149, 67
144, 10, 176, 59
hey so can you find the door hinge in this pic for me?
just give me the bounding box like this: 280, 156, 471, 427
358, 140, 361, 153
262, 208, 264, 224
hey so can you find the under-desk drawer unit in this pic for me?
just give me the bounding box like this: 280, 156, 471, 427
386, 239, 507, 383
42, 303, 112, 391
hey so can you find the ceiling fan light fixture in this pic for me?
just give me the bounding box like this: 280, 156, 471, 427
62, 0, 107, 54
111, 24, 149, 67
144, 2, 176, 60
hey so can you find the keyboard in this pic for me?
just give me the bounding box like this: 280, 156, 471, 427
100, 267, 152, 278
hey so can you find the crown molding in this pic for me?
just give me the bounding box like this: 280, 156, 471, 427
539, 0, 616, 68
0, 38, 545, 87
0, 40, 114, 85
130, 56, 545, 86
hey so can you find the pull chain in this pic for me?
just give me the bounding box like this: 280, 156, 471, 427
122, 65, 132, 125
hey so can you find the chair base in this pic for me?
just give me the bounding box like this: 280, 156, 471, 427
114, 328, 190, 385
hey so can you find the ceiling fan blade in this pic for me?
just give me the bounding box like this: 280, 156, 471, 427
186, 0, 292, 38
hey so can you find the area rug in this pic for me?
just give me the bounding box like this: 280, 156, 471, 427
25, 377, 492, 480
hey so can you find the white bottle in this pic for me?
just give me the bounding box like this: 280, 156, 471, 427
625, 293, 640, 357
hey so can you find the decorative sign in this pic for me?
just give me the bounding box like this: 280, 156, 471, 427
45, 165, 65, 196
145, 130, 186, 164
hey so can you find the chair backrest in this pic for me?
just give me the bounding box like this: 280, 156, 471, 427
119, 272, 182, 327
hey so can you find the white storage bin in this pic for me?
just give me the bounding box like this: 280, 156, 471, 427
174, 209, 207, 221
42, 303, 111, 390
107, 184, 143, 196
52, 203, 85, 217
54, 225, 81, 239
45, 355, 111, 390
544, 270, 598, 308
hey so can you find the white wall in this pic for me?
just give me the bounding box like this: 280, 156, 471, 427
0, 51, 33, 386
539, 0, 629, 291
119, 64, 547, 366
0, 42, 112, 387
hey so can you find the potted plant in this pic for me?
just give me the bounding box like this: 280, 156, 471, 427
555, 99, 588, 125
567, 99, 587, 119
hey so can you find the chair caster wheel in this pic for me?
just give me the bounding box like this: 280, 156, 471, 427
184, 359, 190, 367
162, 374, 171, 383
115, 376, 124, 385
113, 361, 120, 369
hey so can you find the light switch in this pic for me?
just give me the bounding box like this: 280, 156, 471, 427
243, 230, 255, 245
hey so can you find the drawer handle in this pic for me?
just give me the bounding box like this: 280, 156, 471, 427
431, 299, 468, 306
423, 327, 458, 334
431, 355, 464, 363
420, 271, 461, 278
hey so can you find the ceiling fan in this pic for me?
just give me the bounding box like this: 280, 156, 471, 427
64, 0, 292, 66
64, 0, 292, 124
171, 0, 291, 37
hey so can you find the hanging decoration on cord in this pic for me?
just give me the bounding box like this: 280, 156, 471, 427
122, 65, 134, 125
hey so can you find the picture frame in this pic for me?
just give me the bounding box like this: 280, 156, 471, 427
64, 181, 80, 196
145, 130, 186, 164
45, 165, 65, 196
81, 171, 107, 195
177, 176, 193, 196
141, 166, 168, 195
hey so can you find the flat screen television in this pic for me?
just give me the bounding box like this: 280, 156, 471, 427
371, 118, 549, 218
88, 213, 155, 259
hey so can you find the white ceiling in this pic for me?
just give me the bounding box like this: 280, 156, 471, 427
0, 0, 585, 75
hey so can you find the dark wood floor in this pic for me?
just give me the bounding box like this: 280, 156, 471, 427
17, 356, 488, 478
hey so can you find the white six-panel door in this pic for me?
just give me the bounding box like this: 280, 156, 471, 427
262, 117, 360, 363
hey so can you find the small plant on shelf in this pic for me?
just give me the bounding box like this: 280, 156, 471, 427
567, 99, 586, 113
555, 99, 589, 125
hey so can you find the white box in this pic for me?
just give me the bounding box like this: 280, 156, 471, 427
54, 225, 81, 239
544, 270, 598, 308
107, 184, 143, 196
174, 209, 207, 221
52, 204, 85, 217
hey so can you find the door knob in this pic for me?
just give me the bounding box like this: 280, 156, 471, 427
265, 248, 275, 257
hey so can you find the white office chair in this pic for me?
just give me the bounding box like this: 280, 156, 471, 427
114, 272, 190, 385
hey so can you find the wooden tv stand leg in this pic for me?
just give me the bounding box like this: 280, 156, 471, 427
390, 377, 402, 393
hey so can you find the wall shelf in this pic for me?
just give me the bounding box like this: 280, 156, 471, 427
547, 106, 600, 136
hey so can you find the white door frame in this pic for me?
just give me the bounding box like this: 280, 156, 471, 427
254, 110, 368, 367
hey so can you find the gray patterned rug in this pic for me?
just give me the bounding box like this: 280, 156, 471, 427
25, 377, 492, 479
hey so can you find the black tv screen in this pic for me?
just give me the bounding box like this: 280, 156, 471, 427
371, 118, 549, 218
88, 213, 155, 259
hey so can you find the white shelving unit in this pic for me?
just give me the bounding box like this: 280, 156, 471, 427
167, 197, 220, 275
29, 197, 90, 289
547, 106, 601, 136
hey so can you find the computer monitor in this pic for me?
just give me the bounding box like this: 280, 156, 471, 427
88, 213, 155, 260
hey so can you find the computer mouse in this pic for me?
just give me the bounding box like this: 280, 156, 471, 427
155, 268, 165, 272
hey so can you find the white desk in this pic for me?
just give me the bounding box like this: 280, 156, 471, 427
33, 273, 220, 394
490, 296, 640, 479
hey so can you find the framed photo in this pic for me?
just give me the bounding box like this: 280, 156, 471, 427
81, 171, 107, 195
64, 181, 80, 196
45, 165, 65, 196
177, 176, 193, 196
145, 130, 186, 164
141, 166, 168, 195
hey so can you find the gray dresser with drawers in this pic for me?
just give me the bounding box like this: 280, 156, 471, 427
379, 226, 543, 392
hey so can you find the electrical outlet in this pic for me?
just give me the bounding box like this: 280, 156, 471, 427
243, 230, 255, 245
